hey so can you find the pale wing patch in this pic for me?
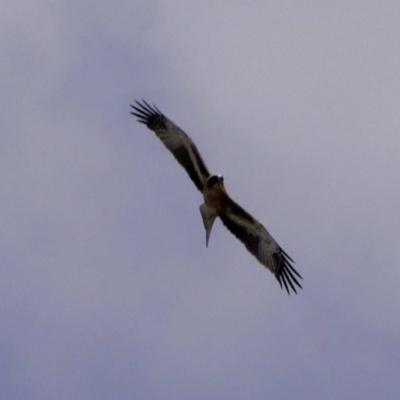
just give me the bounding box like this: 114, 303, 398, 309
131, 101, 210, 192
219, 197, 302, 294
157, 121, 187, 149
223, 211, 276, 268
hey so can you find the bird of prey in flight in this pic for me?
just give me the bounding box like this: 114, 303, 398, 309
131, 100, 302, 294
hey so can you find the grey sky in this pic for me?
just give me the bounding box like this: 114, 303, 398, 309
1, 1, 400, 399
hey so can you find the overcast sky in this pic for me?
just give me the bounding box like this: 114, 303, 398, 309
2, 1, 400, 399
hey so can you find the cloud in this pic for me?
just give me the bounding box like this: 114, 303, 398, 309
1, 1, 400, 399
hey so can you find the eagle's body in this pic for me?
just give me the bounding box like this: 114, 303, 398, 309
131, 100, 302, 294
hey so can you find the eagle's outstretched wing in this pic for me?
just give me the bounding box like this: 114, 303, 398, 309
131, 100, 210, 192
219, 195, 302, 294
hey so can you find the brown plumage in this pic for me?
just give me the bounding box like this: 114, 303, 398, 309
131, 100, 302, 294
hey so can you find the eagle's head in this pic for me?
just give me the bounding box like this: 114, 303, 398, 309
206, 174, 224, 188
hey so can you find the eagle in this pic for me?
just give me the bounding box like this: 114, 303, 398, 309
131, 100, 302, 294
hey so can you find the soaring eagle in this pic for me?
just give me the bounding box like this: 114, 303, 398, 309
131, 100, 302, 294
